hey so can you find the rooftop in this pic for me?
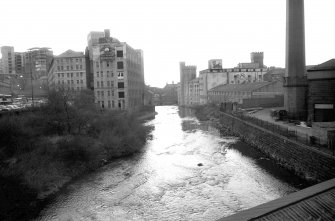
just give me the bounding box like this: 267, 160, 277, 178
218, 178, 335, 221
308, 59, 335, 71
210, 81, 274, 92
57, 49, 84, 58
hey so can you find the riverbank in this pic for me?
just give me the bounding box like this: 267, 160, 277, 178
193, 104, 335, 184
0, 92, 155, 220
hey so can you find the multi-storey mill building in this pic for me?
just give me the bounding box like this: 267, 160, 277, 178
88, 29, 144, 111
179, 62, 197, 106
48, 50, 87, 92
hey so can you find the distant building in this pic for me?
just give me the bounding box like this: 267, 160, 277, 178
23, 47, 53, 94
237, 52, 264, 69
1, 46, 15, 75
307, 59, 335, 146
179, 62, 196, 106
188, 78, 200, 106
199, 68, 228, 105
208, 81, 284, 109
15, 52, 24, 75
88, 29, 145, 111
48, 50, 87, 92
161, 82, 178, 105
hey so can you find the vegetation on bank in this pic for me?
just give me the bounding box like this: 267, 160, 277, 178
0, 89, 153, 220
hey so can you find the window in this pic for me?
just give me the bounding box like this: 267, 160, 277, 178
106, 62, 109, 67
67, 73, 69, 78
101, 91, 104, 97
117, 50, 123, 57
71, 66, 73, 70
108, 101, 111, 108
117, 61, 123, 69
101, 81, 104, 87
76, 65, 79, 70
67, 66, 69, 70
118, 82, 124, 88
80, 72, 83, 77
118, 72, 124, 78
61, 66, 64, 70
112, 100, 114, 108
112, 90, 114, 96
97, 73, 99, 77
77, 80, 79, 84
71, 80, 74, 84
118, 92, 125, 98
97, 91, 100, 97
76, 58, 79, 62
108, 91, 110, 96
107, 81, 110, 87
67, 80, 70, 84
76, 72, 79, 77
62, 73, 64, 77
97, 81, 100, 88
57, 66, 60, 71
58, 73, 60, 78
80, 65, 82, 69
71, 73, 73, 77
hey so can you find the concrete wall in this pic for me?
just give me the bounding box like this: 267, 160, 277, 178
219, 112, 335, 182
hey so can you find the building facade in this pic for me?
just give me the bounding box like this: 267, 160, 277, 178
179, 62, 196, 106
48, 50, 87, 92
89, 29, 145, 111
1, 46, 15, 75
307, 59, 335, 146
208, 81, 284, 109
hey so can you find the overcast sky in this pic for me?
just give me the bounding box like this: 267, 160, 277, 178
1, 0, 334, 87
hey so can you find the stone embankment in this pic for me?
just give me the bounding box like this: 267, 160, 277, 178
195, 105, 335, 183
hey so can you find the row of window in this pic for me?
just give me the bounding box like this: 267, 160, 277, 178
96, 72, 124, 79
96, 91, 125, 98
96, 61, 123, 69
58, 79, 85, 85
95, 81, 124, 88
56, 58, 84, 63
57, 64, 83, 71
97, 99, 125, 109
57, 72, 84, 78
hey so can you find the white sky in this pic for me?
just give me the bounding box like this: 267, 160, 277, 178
0, 0, 334, 88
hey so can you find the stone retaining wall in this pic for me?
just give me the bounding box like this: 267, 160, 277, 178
219, 112, 335, 182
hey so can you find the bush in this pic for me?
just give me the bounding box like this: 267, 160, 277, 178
0, 116, 27, 158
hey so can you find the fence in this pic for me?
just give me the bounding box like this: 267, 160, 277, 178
225, 111, 335, 156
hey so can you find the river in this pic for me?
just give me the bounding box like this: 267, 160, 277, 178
35, 106, 308, 221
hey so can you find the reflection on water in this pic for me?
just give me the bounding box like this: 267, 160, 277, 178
36, 106, 307, 221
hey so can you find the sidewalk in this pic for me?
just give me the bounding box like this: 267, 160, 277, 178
246, 107, 334, 156
250, 107, 312, 137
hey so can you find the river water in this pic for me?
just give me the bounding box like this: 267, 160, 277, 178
36, 106, 307, 221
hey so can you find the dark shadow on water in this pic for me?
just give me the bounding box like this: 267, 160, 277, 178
229, 141, 313, 190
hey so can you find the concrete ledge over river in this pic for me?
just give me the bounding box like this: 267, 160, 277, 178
218, 178, 335, 221
218, 111, 335, 183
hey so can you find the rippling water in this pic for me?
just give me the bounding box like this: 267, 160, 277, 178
36, 106, 306, 221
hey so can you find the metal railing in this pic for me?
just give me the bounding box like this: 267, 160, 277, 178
221, 110, 335, 156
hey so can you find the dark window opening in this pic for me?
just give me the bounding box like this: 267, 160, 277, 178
117, 61, 123, 69
118, 91, 125, 98
117, 50, 123, 57
118, 82, 124, 88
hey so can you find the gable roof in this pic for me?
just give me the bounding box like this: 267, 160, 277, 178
308, 59, 335, 71
210, 81, 274, 92
57, 49, 84, 58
